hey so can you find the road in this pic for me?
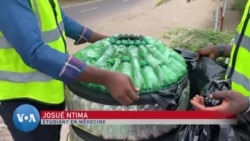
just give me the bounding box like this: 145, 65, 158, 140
62, 0, 144, 27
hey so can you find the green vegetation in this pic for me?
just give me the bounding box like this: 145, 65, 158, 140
162, 28, 235, 51
231, 0, 247, 15
156, 0, 169, 6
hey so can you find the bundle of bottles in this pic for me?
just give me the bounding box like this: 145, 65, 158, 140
74, 34, 187, 93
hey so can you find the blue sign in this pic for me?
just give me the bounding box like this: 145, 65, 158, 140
12, 104, 40, 132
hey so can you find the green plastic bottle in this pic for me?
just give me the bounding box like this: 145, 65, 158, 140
115, 45, 127, 56
141, 40, 148, 46
115, 40, 122, 45
143, 36, 155, 44
128, 45, 139, 57
121, 39, 129, 46
111, 58, 121, 71
147, 45, 167, 63
119, 56, 133, 79
169, 58, 187, 76
154, 41, 167, 53
134, 40, 141, 46
160, 64, 179, 84
128, 47, 144, 88
140, 60, 160, 91
106, 58, 115, 70
138, 45, 149, 58
95, 45, 115, 67
154, 65, 170, 86
128, 40, 135, 46
145, 54, 161, 67
169, 50, 186, 66
109, 36, 117, 44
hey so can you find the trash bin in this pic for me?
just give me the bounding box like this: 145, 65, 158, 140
66, 34, 190, 141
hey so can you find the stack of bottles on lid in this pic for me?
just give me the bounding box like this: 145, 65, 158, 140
74, 34, 187, 93
66, 34, 190, 141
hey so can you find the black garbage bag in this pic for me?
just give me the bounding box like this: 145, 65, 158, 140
201, 80, 237, 141
194, 57, 227, 91
175, 124, 220, 141
174, 80, 230, 141
232, 112, 250, 141
174, 49, 227, 109
173, 49, 238, 141
218, 125, 237, 141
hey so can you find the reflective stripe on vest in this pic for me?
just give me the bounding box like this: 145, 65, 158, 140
235, 33, 250, 52
226, 67, 250, 92
0, 0, 66, 104
0, 22, 64, 48
226, 1, 250, 96
0, 70, 52, 82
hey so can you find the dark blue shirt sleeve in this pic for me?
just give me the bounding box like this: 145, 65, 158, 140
61, 10, 93, 44
0, 0, 86, 84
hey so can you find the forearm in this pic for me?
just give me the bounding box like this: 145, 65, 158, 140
88, 32, 109, 43
62, 10, 108, 44
76, 65, 111, 85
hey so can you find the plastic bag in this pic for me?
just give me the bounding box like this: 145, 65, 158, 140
173, 49, 227, 108
174, 80, 229, 141
193, 57, 227, 92
173, 49, 238, 141
232, 112, 250, 141
175, 125, 220, 141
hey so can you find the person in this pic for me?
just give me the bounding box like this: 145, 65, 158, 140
0, 0, 139, 141
190, 1, 250, 140
190, 0, 250, 116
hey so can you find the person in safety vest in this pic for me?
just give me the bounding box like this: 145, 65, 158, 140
190, 1, 250, 140
0, 0, 139, 141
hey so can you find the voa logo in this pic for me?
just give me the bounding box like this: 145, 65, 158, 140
16, 113, 37, 123
13, 104, 40, 132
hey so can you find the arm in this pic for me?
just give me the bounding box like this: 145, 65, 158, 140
196, 45, 232, 60
0, 0, 102, 84
224, 45, 232, 57
0, 0, 139, 105
61, 10, 108, 44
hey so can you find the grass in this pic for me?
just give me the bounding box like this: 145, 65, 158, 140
231, 0, 247, 15
156, 0, 169, 6
162, 28, 235, 51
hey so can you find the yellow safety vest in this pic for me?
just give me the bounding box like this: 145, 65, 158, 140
0, 0, 66, 104
226, 0, 250, 96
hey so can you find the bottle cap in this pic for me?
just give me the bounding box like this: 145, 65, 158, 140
121, 40, 128, 45
140, 60, 148, 67
124, 34, 129, 39
135, 40, 141, 45
129, 40, 135, 45
138, 35, 143, 40
122, 56, 130, 62
129, 34, 135, 39
109, 37, 116, 44
117, 34, 123, 40
107, 58, 114, 65
116, 40, 122, 45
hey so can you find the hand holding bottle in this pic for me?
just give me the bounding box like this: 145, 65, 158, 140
77, 65, 140, 105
